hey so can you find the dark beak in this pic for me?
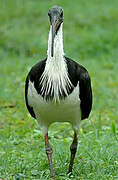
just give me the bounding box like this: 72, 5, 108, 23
51, 17, 62, 57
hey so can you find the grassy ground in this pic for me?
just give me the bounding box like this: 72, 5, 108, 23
0, 0, 118, 179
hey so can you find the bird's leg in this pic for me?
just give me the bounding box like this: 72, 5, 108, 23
44, 133, 55, 179
68, 131, 78, 174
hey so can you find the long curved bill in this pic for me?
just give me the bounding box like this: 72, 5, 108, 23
51, 18, 61, 57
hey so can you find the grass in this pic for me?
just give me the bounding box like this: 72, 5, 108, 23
0, 0, 118, 179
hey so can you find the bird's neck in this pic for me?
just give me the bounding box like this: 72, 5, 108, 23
47, 23, 64, 62
40, 23, 73, 102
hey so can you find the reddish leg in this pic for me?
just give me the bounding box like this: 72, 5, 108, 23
44, 133, 55, 179
68, 132, 78, 174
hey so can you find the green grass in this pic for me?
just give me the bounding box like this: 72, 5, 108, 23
0, 0, 118, 179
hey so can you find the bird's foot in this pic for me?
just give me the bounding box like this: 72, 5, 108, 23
67, 166, 73, 175
51, 175, 56, 180
67, 170, 73, 178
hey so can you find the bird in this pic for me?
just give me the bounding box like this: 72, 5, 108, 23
25, 5, 92, 179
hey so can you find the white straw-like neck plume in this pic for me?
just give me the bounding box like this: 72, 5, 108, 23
40, 23, 73, 102
40, 59, 73, 102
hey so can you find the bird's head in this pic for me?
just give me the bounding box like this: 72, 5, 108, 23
48, 6, 63, 57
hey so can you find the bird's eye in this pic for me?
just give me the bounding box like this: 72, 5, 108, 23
60, 11, 63, 17
48, 12, 51, 16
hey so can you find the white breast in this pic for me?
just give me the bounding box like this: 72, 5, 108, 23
28, 81, 81, 134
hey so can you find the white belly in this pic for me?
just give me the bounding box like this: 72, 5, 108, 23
28, 81, 81, 134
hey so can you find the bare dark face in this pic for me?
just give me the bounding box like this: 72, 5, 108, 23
48, 6, 63, 57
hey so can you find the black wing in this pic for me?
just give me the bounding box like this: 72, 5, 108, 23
65, 56, 92, 120
25, 59, 46, 119
25, 76, 36, 118
78, 69, 92, 120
